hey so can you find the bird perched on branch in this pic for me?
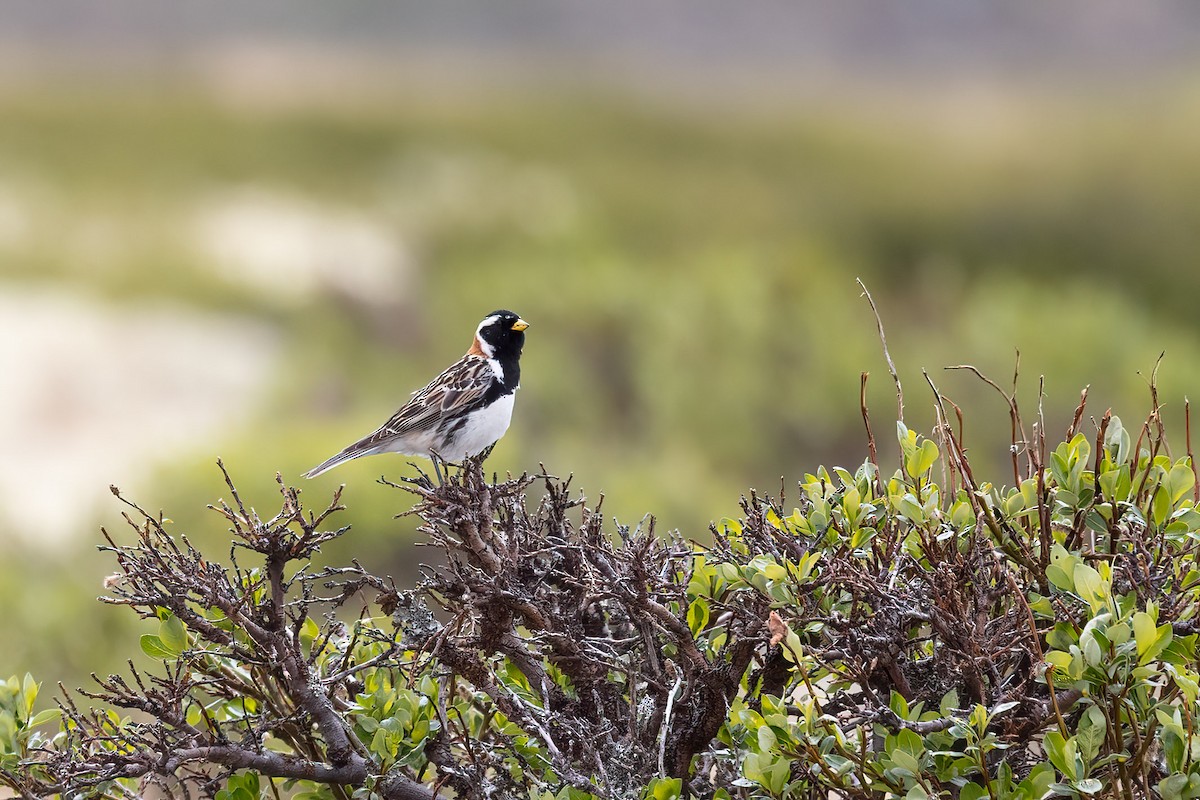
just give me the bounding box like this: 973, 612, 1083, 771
304, 310, 529, 482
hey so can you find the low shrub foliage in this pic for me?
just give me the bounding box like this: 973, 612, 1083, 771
3, 370, 1200, 800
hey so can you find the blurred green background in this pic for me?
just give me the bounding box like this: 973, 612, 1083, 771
4, 0, 1200, 687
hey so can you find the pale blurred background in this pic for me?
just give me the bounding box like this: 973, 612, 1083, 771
4, 0, 1200, 684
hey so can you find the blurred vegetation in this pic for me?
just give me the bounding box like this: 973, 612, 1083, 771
2, 77, 1200, 689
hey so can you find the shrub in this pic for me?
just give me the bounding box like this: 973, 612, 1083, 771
3, 371, 1200, 799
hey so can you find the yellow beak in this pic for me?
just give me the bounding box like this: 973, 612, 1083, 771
511, 319, 529, 332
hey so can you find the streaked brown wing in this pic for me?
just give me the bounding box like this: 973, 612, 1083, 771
374, 355, 495, 439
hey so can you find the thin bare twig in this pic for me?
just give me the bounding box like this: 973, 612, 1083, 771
857, 277, 904, 423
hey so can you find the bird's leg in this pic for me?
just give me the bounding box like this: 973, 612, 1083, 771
429, 451, 446, 486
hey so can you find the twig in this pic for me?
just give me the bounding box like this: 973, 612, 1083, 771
857, 277, 904, 423
1189, 398, 1200, 503
944, 360, 1028, 485
861, 372, 885, 495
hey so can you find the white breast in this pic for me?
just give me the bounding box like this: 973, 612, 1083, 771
439, 392, 516, 461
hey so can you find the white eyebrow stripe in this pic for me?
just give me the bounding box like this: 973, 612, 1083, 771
476, 314, 502, 335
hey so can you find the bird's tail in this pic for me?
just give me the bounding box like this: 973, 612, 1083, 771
302, 441, 385, 479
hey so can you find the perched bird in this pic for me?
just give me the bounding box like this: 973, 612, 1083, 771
304, 310, 529, 482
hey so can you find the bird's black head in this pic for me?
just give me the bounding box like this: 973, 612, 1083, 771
473, 309, 528, 360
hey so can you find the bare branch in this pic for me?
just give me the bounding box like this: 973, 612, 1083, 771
857, 277, 904, 423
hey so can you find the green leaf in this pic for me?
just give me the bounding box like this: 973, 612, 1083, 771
300, 616, 321, 644
159, 614, 188, 655
742, 752, 767, 785
1076, 705, 1104, 762
1044, 650, 1077, 680
140, 634, 176, 660
21, 674, 37, 718
1170, 462, 1196, 503
238, 772, 260, 796
1045, 564, 1074, 592
958, 784, 987, 800
1080, 616, 1109, 667
896, 727, 925, 760
896, 493, 927, 524
1133, 611, 1156, 658
648, 778, 682, 800
939, 689, 959, 716
1072, 563, 1109, 614
757, 724, 777, 753
1023, 763, 1056, 797
765, 757, 790, 795
1166, 664, 1199, 705
780, 629, 804, 663
1106, 417, 1130, 464
1105, 620, 1130, 646
716, 563, 742, 584
1160, 774, 1189, 800
967, 703, 988, 730
1152, 484, 1172, 527
1144, 624, 1173, 665
906, 439, 939, 479
1046, 545, 1079, 592
843, 486, 861, 525
1044, 730, 1079, 781
686, 599, 710, 636
27, 708, 60, 729
890, 728, 924, 775
1050, 449, 1071, 489
1047, 621, 1079, 651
